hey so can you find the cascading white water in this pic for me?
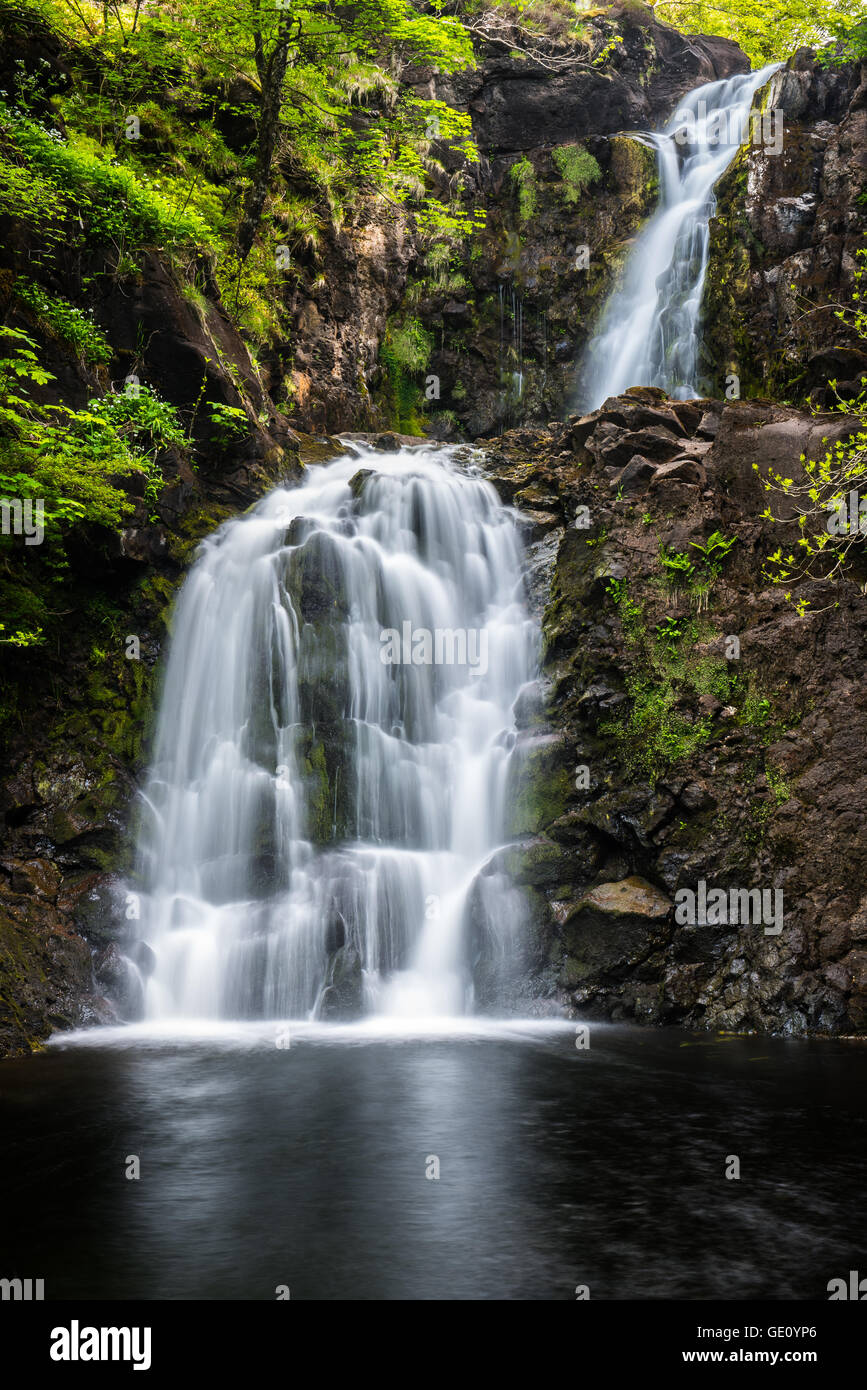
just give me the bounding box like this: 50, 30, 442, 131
579, 62, 782, 410
134, 444, 538, 1022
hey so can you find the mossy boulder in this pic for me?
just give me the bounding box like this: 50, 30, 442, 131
505, 733, 573, 837
558, 876, 672, 987
0, 899, 111, 1057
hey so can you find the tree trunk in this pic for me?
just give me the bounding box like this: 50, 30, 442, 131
237, 17, 297, 260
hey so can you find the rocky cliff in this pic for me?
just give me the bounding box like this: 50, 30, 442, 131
705, 50, 867, 404
475, 391, 867, 1034
281, 14, 866, 438
285, 4, 753, 436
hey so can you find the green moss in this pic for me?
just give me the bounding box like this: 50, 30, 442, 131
598, 577, 734, 784
378, 315, 433, 433
552, 144, 602, 205
505, 740, 573, 836
303, 737, 331, 843
509, 156, 538, 223
134, 573, 182, 631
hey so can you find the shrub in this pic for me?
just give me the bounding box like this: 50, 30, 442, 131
380, 316, 433, 433
552, 144, 602, 204
0, 103, 211, 250
14, 278, 112, 365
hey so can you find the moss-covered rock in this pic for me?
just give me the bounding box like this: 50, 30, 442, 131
0, 899, 111, 1056
504, 733, 574, 837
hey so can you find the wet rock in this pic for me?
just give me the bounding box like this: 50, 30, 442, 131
558, 878, 673, 988
95, 944, 144, 1021
679, 782, 717, 813
486, 835, 596, 890
696, 409, 722, 439
319, 945, 364, 1020
573, 876, 673, 920
591, 424, 687, 468
615, 455, 657, 491
490, 398, 867, 1035
128, 940, 156, 978
504, 733, 573, 837
57, 872, 126, 945
0, 858, 61, 899
0, 898, 107, 1055
512, 680, 549, 730
650, 456, 706, 486
519, 508, 562, 538
704, 53, 866, 401
348, 468, 375, 500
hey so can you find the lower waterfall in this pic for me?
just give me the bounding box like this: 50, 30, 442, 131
134, 444, 538, 1022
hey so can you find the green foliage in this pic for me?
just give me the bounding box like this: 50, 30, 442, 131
0, 102, 211, 252
604, 574, 643, 635
552, 144, 601, 205
659, 543, 696, 587
88, 383, 186, 501
0, 0, 486, 363
206, 402, 249, 446
600, 674, 713, 782
600, 534, 746, 783
740, 690, 772, 728
655, 613, 684, 652
0, 327, 184, 607
819, 16, 867, 61
592, 32, 624, 67
509, 156, 537, 223
14, 277, 112, 365
659, 531, 736, 610
655, 0, 867, 66
689, 530, 737, 566
379, 316, 433, 433
385, 319, 433, 375
599, 583, 721, 779
600, 544, 796, 785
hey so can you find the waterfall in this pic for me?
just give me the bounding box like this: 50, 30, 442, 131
579, 62, 782, 410
134, 444, 538, 1022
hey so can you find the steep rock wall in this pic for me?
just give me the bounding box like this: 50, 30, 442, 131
705, 52, 867, 402
478, 393, 867, 1034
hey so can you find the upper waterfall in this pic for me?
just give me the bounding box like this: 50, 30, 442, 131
578, 61, 783, 410
133, 444, 538, 1022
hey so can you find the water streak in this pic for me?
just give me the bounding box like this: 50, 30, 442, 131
579, 62, 782, 409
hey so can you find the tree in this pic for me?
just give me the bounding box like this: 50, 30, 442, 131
170, 0, 475, 257
652, 0, 867, 66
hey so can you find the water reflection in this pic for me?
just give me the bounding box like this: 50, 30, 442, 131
0, 1026, 864, 1299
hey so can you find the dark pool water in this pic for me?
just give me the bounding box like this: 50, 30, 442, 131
0, 1021, 864, 1300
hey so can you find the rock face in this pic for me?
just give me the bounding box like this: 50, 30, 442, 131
476, 389, 867, 1035
276, 215, 415, 434
705, 51, 867, 402
279, 22, 863, 438
435, 13, 748, 153
279, 6, 754, 436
